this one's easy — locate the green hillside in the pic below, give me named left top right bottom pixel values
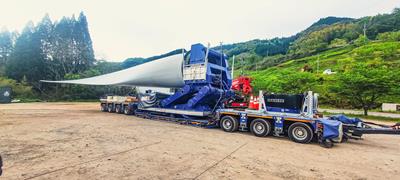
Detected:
left=227, top=8, right=400, bottom=70
left=242, top=39, right=400, bottom=111
left=223, top=8, right=400, bottom=114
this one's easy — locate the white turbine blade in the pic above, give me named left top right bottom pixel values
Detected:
left=41, top=54, right=185, bottom=88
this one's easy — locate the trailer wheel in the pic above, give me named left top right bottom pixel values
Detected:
left=119, top=105, right=124, bottom=114
left=124, top=105, right=132, bottom=115
left=250, top=119, right=272, bottom=137
left=101, top=104, right=107, bottom=112
left=108, top=104, right=114, bottom=113
left=220, top=116, right=238, bottom=132
left=115, top=105, right=123, bottom=114
left=288, top=122, right=314, bottom=144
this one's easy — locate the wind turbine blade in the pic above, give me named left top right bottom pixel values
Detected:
left=41, top=54, right=185, bottom=88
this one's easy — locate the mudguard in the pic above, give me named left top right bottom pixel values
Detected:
left=320, top=119, right=342, bottom=140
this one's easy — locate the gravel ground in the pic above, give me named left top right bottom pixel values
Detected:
left=0, top=102, right=399, bottom=180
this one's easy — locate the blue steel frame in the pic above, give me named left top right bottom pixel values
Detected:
left=160, top=43, right=233, bottom=112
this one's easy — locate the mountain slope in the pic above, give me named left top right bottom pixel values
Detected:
left=231, top=8, right=400, bottom=71
left=245, top=40, right=400, bottom=106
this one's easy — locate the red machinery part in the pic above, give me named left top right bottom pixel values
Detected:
left=229, top=76, right=255, bottom=109
left=231, top=76, right=252, bottom=95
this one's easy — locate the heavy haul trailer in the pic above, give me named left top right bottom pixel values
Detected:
left=116, top=91, right=400, bottom=148
left=100, top=95, right=138, bottom=114
left=96, top=43, right=399, bottom=148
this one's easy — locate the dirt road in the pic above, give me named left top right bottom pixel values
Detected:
left=0, top=102, right=399, bottom=179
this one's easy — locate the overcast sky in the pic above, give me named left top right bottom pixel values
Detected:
left=0, top=0, right=399, bottom=61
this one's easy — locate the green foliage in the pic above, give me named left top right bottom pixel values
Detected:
left=0, top=29, right=16, bottom=76
left=6, top=12, right=95, bottom=86
left=2, top=12, right=101, bottom=101
left=330, top=62, right=399, bottom=115
left=122, top=49, right=184, bottom=69
left=246, top=40, right=400, bottom=112
left=309, top=17, right=354, bottom=28
left=354, top=35, right=369, bottom=47
left=220, top=37, right=296, bottom=58
left=360, top=8, right=400, bottom=39
left=6, top=21, right=48, bottom=87
left=289, top=23, right=358, bottom=58
left=329, top=38, right=348, bottom=48
left=229, top=9, right=400, bottom=71
left=0, top=76, right=35, bottom=99
left=250, top=69, right=318, bottom=94
left=377, top=31, right=400, bottom=41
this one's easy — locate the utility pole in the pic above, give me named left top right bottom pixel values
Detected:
left=317, top=55, right=320, bottom=74
left=241, top=58, right=244, bottom=75
left=256, top=59, right=258, bottom=72
left=231, top=55, right=235, bottom=78
left=220, top=42, right=223, bottom=89
left=363, top=22, right=367, bottom=37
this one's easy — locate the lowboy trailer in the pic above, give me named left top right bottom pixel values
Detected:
left=98, top=43, right=400, bottom=148
left=101, top=91, right=400, bottom=148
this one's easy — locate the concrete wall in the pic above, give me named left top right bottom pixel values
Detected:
left=382, top=103, right=400, bottom=111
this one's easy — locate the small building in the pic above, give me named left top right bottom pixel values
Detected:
left=323, top=69, right=336, bottom=75
left=382, top=103, right=400, bottom=112
left=0, top=86, right=12, bottom=103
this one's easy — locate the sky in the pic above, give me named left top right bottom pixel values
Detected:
left=0, top=0, right=399, bottom=61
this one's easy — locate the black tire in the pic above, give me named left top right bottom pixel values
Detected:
left=108, top=104, right=114, bottom=113
left=250, top=119, right=272, bottom=137
left=100, top=104, right=107, bottom=112
left=124, top=105, right=132, bottom=115
left=118, top=105, right=125, bottom=114
left=220, top=116, right=239, bottom=132
left=115, top=105, right=122, bottom=114
left=288, top=122, right=314, bottom=144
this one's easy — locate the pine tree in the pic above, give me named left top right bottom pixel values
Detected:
left=7, top=21, right=36, bottom=81
left=0, top=28, right=14, bottom=75
left=6, top=20, right=48, bottom=88
left=75, top=12, right=95, bottom=71
left=35, top=14, right=54, bottom=80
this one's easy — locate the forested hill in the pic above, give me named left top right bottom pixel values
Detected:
left=121, top=49, right=184, bottom=69
left=224, top=9, right=400, bottom=70
left=217, top=16, right=354, bottom=58
left=120, top=9, right=398, bottom=71
left=230, top=8, right=400, bottom=114
left=0, top=12, right=132, bottom=100
left=120, top=16, right=355, bottom=68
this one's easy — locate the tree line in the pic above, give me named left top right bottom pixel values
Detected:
left=0, top=12, right=130, bottom=100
